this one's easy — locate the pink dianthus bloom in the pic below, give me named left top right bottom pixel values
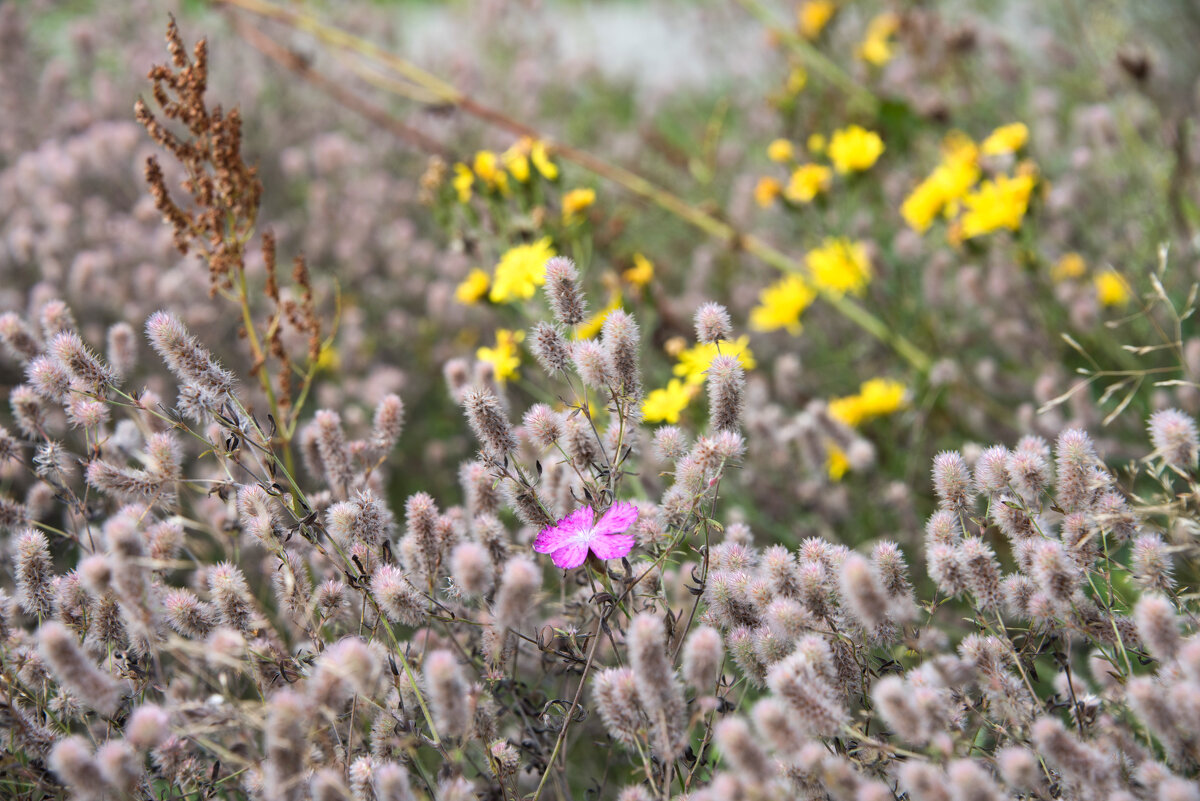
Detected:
left=533, top=502, right=638, bottom=569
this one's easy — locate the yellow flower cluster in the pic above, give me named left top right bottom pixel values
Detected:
left=756, top=125, right=880, bottom=209
left=901, top=124, right=1036, bottom=239
left=643, top=336, right=757, bottom=423
left=450, top=138, right=558, bottom=205
left=476, top=329, right=524, bottom=384
left=562, top=188, right=596, bottom=224
left=489, top=237, right=556, bottom=303
left=798, top=0, right=836, bottom=39
left=900, top=134, right=981, bottom=233
left=623, top=253, right=654, bottom=287
left=828, top=378, right=908, bottom=428
left=1050, top=253, right=1133, bottom=308
left=958, top=172, right=1036, bottom=239
left=454, top=268, right=491, bottom=304
left=828, top=125, right=885, bottom=174
left=806, top=237, right=871, bottom=296
left=750, top=275, right=817, bottom=335
left=857, top=12, right=899, bottom=66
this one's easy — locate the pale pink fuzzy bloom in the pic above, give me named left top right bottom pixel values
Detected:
left=0, top=311, right=41, bottom=364
left=694, top=302, right=732, bottom=344
left=528, top=322, right=572, bottom=375
left=10, top=385, right=46, bottom=437
left=372, top=762, right=416, bottom=801
left=38, top=621, right=123, bottom=716
left=682, top=625, right=725, bottom=693
left=51, top=330, right=114, bottom=393
left=0, top=425, right=19, bottom=465
left=15, top=529, right=54, bottom=618
left=106, top=322, right=137, bottom=379
left=924, top=509, right=961, bottom=545
left=26, top=355, right=71, bottom=402
left=522, top=403, right=563, bottom=449
left=96, top=739, right=141, bottom=793
left=544, top=256, right=587, bottom=327
left=1131, top=533, right=1175, bottom=592
left=652, top=425, right=689, bottom=461
left=423, top=649, right=471, bottom=738
left=370, top=393, right=405, bottom=454
left=145, top=311, right=235, bottom=402
left=492, top=557, right=540, bottom=633
left=533, top=501, right=637, bottom=569
left=48, top=736, right=104, bottom=801
left=713, top=717, right=773, bottom=782
left=932, top=451, right=974, bottom=513
left=996, top=745, right=1043, bottom=792
left=1134, top=594, right=1181, bottom=662
left=752, top=697, right=808, bottom=754
left=1055, top=428, right=1098, bottom=513
left=450, top=541, right=494, bottom=597
left=592, top=666, right=643, bottom=747
left=1148, top=408, right=1199, bottom=470
left=973, top=444, right=1010, bottom=496
left=958, top=537, right=1002, bottom=610
left=628, top=613, right=687, bottom=758
left=1006, top=446, right=1051, bottom=501
left=946, top=759, right=1005, bottom=801
left=163, top=587, right=216, bottom=638
left=573, top=338, right=615, bottom=390
left=707, top=354, right=744, bottom=434
left=372, top=565, right=424, bottom=627
left=126, top=703, right=171, bottom=750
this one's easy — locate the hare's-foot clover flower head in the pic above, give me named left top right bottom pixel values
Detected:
left=534, top=502, right=638, bottom=569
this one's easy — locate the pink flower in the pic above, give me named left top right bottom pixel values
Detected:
left=533, top=502, right=639, bottom=570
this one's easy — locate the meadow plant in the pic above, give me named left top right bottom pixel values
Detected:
left=2, top=4, right=1200, bottom=801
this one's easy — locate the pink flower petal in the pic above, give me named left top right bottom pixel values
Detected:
left=557, top=505, right=595, bottom=535
left=550, top=540, right=589, bottom=570
left=588, top=533, right=635, bottom=561
left=532, top=524, right=571, bottom=554
left=592, top=501, right=638, bottom=538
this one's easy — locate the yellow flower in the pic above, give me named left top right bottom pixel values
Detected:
left=900, top=142, right=980, bottom=233
left=981, top=122, right=1029, bottom=156
left=489, top=237, right=556, bottom=303
left=749, top=274, right=817, bottom=335
left=477, top=329, right=524, bottom=384
left=857, top=378, right=907, bottom=418
left=798, top=0, right=836, bottom=39
left=959, top=173, right=1035, bottom=239
left=562, top=188, right=596, bottom=224
left=1052, top=252, right=1087, bottom=282
left=674, top=336, right=756, bottom=386
left=827, top=125, right=884, bottom=173
left=829, top=378, right=907, bottom=427
left=806, top=238, right=871, bottom=296
left=642, top=379, right=695, bottom=424
left=767, top=139, right=795, bottom=163
left=807, top=133, right=827, bottom=154
left=857, top=12, right=899, bottom=66
left=755, top=176, right=783, bottom=208
left=455, top=268, right=490, bottom=305
left=784, top=163, right=833, bottom=203
left=1095, top=270, right=1132, bottom=307
left=826, top=444, right=850, bottom=481
left=473, top=151, right=509, bottom=194
left=315, top=342, right=340, bottom=373
left=531, top=140, right=558, bottom=180
left=786, top=67, right=808, bottom=95
left=452, top=163, right=474, bottom=203
left=624, top=253, right=654, bottom=287
left=502, top=139, right=532, bottom=182
left=576, top=292, right=622, bottom=340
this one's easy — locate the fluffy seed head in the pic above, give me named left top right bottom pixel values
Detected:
left=694, top=302, right=733, bottom=344
left=145, top=311, right=235, bottom=402
left=371, top=393, right=405, bottom=454
left=973, top=445, right=1010, bottom=496
left=450, top=541, right=494, bottom=597
left=51, top=331, right=115, bottom=392
left=528, top=322, right=572, bottom=375
left=602, top=309, right=641, bottom=399
left=1133, top=594, right=1181, bottom=661
left=0, top=312, right=41, bottom=364
left=1130, top=534, right=1175, bottom=592
left=682, top=625, right=724, bottom=693
left=522, top=403, right=563, bottom=449
left=1149, top=408, right=1199, bottom=470
left=462, top=387, right=517, bottom=458
left=573, top=338, right=615, bottom=390
left=932, top=451, right=974, bottom=513
left=38, top=621, right=123, bottom=716
left=652, top=425, right=689, bottom=461
left=371, top=565, right=424, bottom=626
left=26, top=355, right=71, bottom=402
left=424, top=650, right=471, bottom=738
left=707, top=354, right=745, bottom=433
